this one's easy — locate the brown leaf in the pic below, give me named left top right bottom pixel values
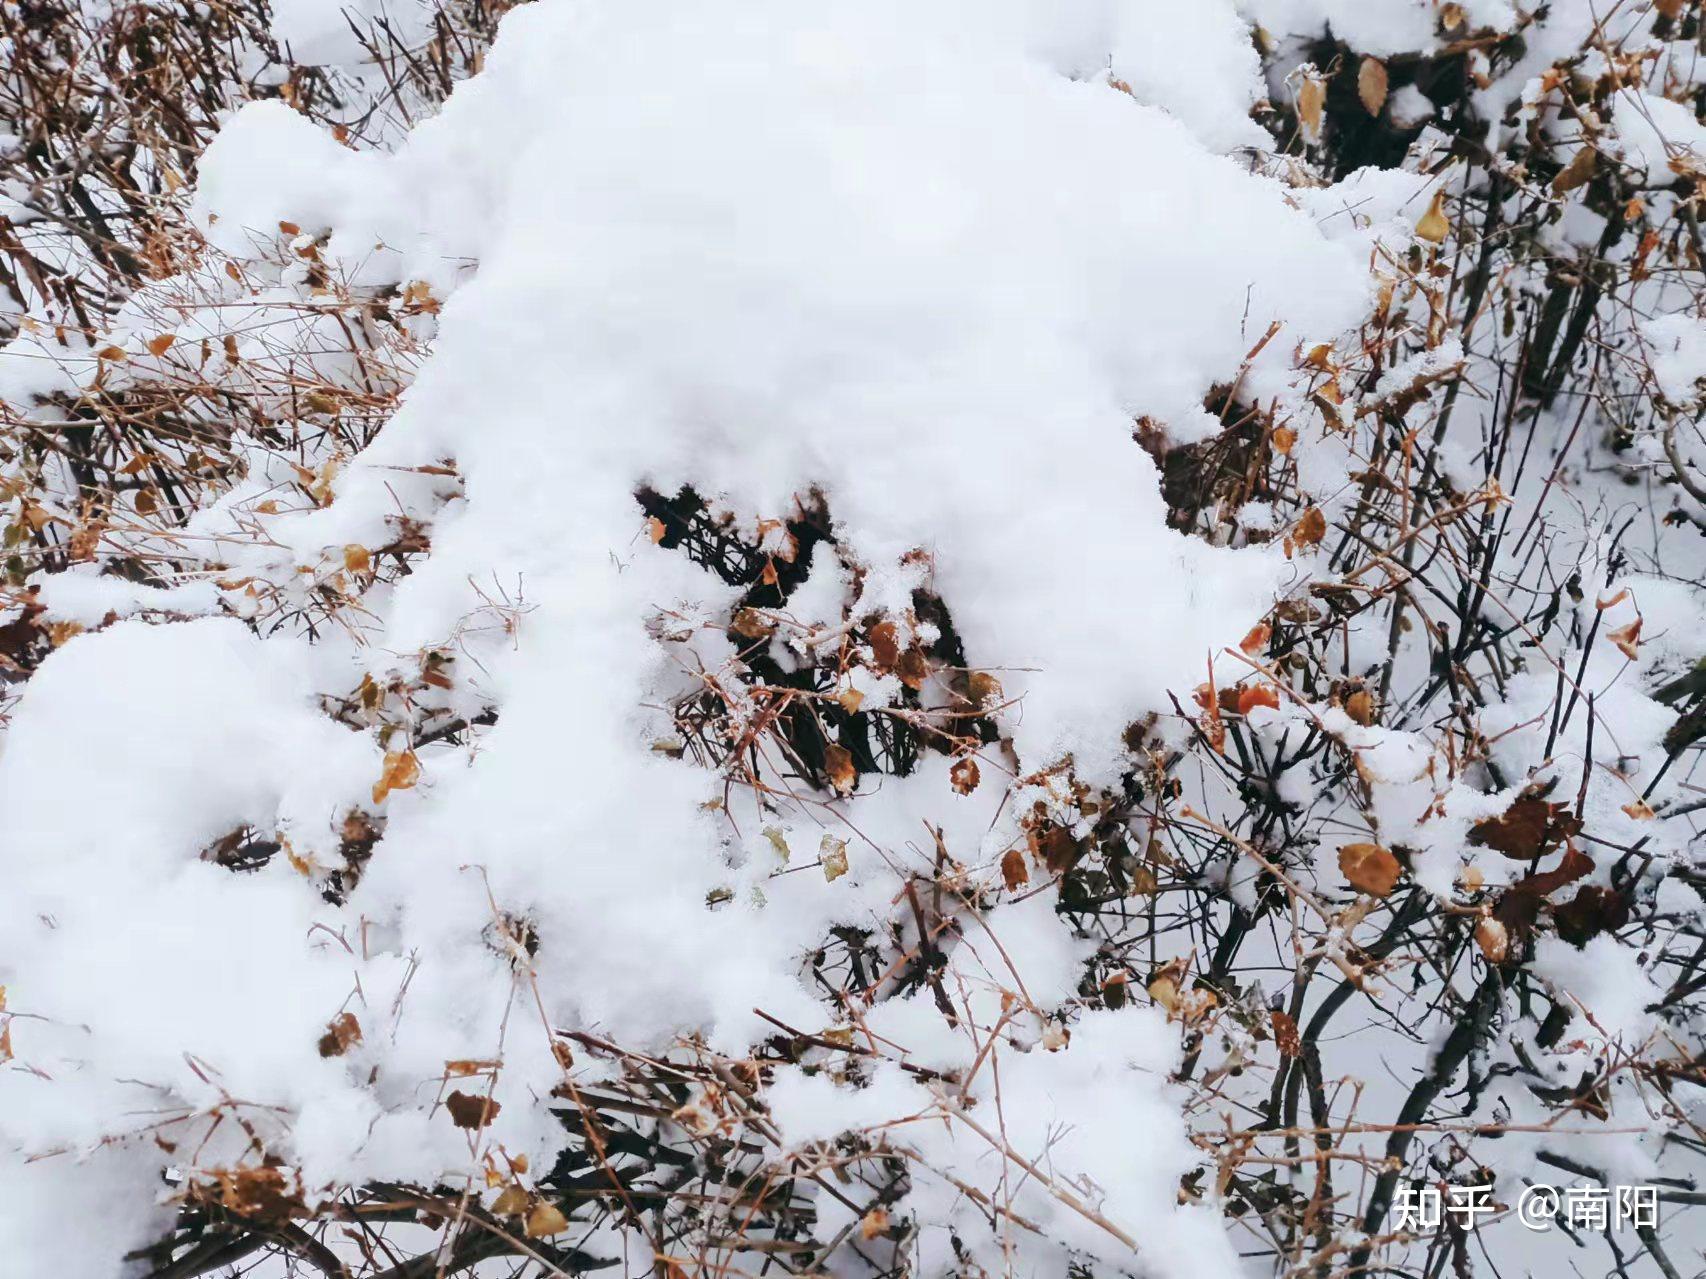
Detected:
left=1239, top=622, right=1271, bottom=654
left=1339, top=842, right=1401, bottom=896
left=896, top=646, right=929, bottom=690
left=342, top=544, right=371, bottom=574
left=1271, top=426, right=1297, bottom=455
left=372, top=750, right=421, bottom=804
left=1037, top=825, right=1083, bottom=875
left=1555, top=885, right=1629, bottom=946
left=868, top=619, right=902, bottom=671
left=1294, top=506, right=1327, bottom=547
left=860, top=1207, right=891, bottom=1240
left=1469, top=796, right=1580, bottom=860
left=1271, top=1009, right=1301, bottom=1057
left=966, top=670, right=1003, bottom=708
left=317, top=1012, right=362, bottom=1057
left=1000, top=846, right=1030, bottom=890
left=950, top=757, right=980, bottom=795
left=1358, top=58, right=1389, bottom=116
left=146, top=334, right=177, bottom=357
left=445, top=1090, right=501, bottom=1130
left=1552, top=146, right=1597, bottom=194
left=730, top=607, right=772, bottom=640
left=491, top=1186, right=530, bottom=1217
left=823, top=743, right=857, bottom=795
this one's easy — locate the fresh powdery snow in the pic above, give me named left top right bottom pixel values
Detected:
left=0, top=0, right=1458, bottom=1275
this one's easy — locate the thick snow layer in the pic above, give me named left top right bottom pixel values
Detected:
left=0, top=1, right=1385, bottom=1273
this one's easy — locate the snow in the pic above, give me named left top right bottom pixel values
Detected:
left=7, top=0, right=1703, bottom=1274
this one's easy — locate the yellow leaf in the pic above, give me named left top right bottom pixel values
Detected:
left=343, top=544, right=371, bottom=573
left=1297, top=72, right=1326, bottom=142
left=1358, top=58, right=1389, bottom=116
left=491, top=1186, right=530, bottom=1217
left=1415, top=189, right=1450, bottom=243
left=1552, top=146, right=1596, bottom=194
left=821, top=834, right=849, bottom=882
left=524, top=1201, right=569, bottom=1238
left=372, top=750, right=421, bottom=804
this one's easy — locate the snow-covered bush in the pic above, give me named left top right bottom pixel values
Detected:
left=3, top=1, right=1706, bottom=1276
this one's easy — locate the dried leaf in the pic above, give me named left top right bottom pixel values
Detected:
left=966, top=670, right=1003, bottom=708
left=733, top=607, right=774, bottom=641
left=1271, top=1009, right=1301, bottom=1057
left=372, top=750, right=421, bottom=804
left=524, top=1201, right=569, bottom=1237
left=821, top=834, right=849, bottom=882
left=343, top=544, right=371, bottom=573
left=1554, top=885, right=1629, bottom=946
left=1271, top=426, right=1297, bottom=456
left=1552, top=146, right=1597, bottom=194
left=1415, top=189, right=1450, bottom=244
left=1000, top=846, right=1030, bottom=890
left=1474, top=917, right=1509, bottom=963
left=1339, top=842, right=1401, bottom=896
left=146, top=333, right=177, bottom=357
left=950, top=757, right=980, bottom=795
left=444, top=1090, right=501, bottom=1130
left=646, top=516, right=667, bottom=543
left=317, top=1011, right=362, bottom=1058
left=1297, top=72, right=1326, bottom=142
left=1344, top=689, right=1376, bottom=726
left=860, top=1208, right=890, bottom=1240
left=1295, top=506, right=1327, bottom=547
left=1237, top=684, right=1280, bottom=715
left=896, top=646, right=930, bottom=690
left=867, top=619, right=901, bottom=670
left=1469, top=795, right=1580, bottom=860
left=1607, top=617, right=1642, bottom=660
left=763, top=826, right=791, bottom=862
left=823, top=743, right=857, bottom=795
left=1239, top=622, right=1271, bottom=654
left=491, top=1186, right=530, bottom=1216
left=1358, top=58, right=1389, bottom=116
left=1621, top=799, right=1655, bottom=821
left=836, top=686, right=865, bottom=714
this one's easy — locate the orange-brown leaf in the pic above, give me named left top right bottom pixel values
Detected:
left=1339, top=842, right=1401, bottom=896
